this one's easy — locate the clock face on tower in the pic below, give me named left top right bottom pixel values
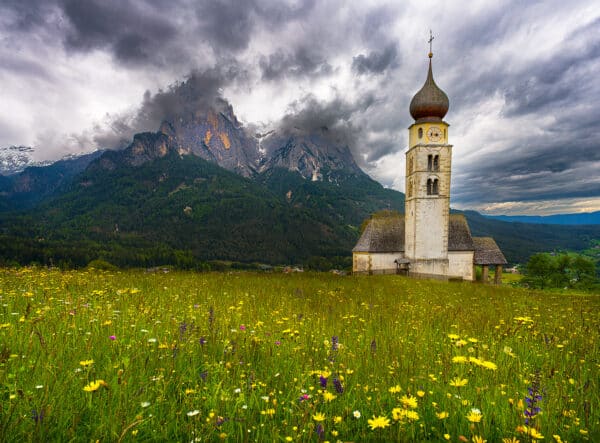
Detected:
left=427, top=126, right=442, bottom=142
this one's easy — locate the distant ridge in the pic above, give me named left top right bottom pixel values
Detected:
left=485, top=211, right=600, bottom=225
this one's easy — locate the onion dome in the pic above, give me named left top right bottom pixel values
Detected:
left=409, top=54, right=449, bottom=122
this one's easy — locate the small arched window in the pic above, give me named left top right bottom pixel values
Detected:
left=427, top=178, right=432, bottom=195
left=433, top=155, right=439, bottom=171
left=427, top=155, right=433, bottom=171
left=432, top=179, right=439, bottom=195
left=418, top=127, right=423, bottom=139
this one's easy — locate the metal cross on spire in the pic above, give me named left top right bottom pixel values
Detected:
left=428, top=30, right=434, bottom=58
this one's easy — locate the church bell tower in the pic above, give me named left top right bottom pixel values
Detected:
left=404, top=35, right=452, bottom=276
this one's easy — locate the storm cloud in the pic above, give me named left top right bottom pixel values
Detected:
left=352, top=44, right=399, bottom=75
left=1, top=0, right=599, bottom=215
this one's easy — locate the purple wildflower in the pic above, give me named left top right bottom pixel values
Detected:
left=333, top=377, right=344, bottom=394
left=319, top=375, right=328, bottom=388
left=31, top=409, right=44, bottom=423
left=315, top=423, right=325, bottom=440
left=331, top=336, right=339, bottom=351
left=524, top=371, right=543, bottom=425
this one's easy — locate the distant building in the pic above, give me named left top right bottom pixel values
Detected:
left=353, top=45, right=506, bottom=282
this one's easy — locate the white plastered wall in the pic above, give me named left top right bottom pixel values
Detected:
left=448, top=251, right=475, bottom=280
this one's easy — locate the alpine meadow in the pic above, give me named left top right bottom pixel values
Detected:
left=2, top=2, right=600, bottom=443
left=0, top=268, right=598, bottom=442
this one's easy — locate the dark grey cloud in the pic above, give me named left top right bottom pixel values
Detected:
left=195, top=0, right=256, bottom=52
left=0, top=0, right=58, bottom=31
left=271, top=92, right=378, bottom=165
left=93, top=65, right=242, bottom=148
left=352, top=44, right=398, bottom=75
left=361, top=5, right=399, bottom=44
left=454, top=128, right=600, bottom=204
left=61, top=0, right=179, bottom=65
left=260, top=47, right=332, bottom=80
left=196, top=0, right=315, bottom=52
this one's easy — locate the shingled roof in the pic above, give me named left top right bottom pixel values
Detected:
left=448, top=214, right=475, bottom=250
left=353, top=215, right=405, bottom=252
left=353, top=214, right=476, bottom=253
left=473, top=237, right=508, bottom=265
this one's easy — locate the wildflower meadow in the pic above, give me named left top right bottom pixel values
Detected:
left=0, top=268, right=598, bottom=442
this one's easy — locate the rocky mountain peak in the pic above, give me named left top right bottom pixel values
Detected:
left=258, top=127, right=364, bottom=182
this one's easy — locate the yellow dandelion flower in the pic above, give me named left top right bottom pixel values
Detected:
left=437, top=411, right=449, bottom=419
left=400, top=394, right=418, bottom=409
left=469, top=356, right=483, bottom=366
left=417, top=390, right=425, bottom=398
left=444, top=435, right=451, bottom=441
left=185, top=388, right=196, bottom=395
left=83, top=379, right=106, bottom=392
left=405, top=410, right=419, bottom=421
left=552, top=435, right=563, bottom=443
left=322, top=391, right=336, bottom=402
left=480, top=360, right=497, bottom=370
left=312, top=412, right=326, bottom=422
left=448, top=334, right=460, bottom=340
left=332, top=430, right=339, bottom=437
left=466, top=409, right=483, bottom=423
left=472, top=436, right=487, bottom=443
left=529, top=428, right=544, bottom=440
left=452, top=356, right=468, bottom=363
left=502, top=438, right=521, bottom=443
left=455, top=339, right=468, bottom=347
left=333, top=416, right=342, bottom=424
left=392, top=408, right=405, bottom=421
left=368, top=415, right=391, bottom=430
left=79, top=359, right=94, bottom=367
left=449, top=377, right=468, bottom=387
left=388, top=384, right=402, bottom=394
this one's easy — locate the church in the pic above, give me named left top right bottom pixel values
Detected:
left=352, top=46, right=507, bottom=283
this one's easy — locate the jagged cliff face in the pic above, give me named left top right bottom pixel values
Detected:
left=259, top=128, right=364, bottom=182
left=97, top=107, right=364, bottom=184
left=95, top=100, right=261, bottom=177
left=2, top=101, right=367, bottom=211
left=160, top=102, right=261, bottom=177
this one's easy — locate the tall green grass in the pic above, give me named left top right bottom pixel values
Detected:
left=0, top=268, right=598, bottom=442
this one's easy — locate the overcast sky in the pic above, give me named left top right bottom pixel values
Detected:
left=1, top=0, right=599, bottom=215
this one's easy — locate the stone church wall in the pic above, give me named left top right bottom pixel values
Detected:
left=448, top=251, right=475, bottom=280
left=352, top=252, right=400, bottom=274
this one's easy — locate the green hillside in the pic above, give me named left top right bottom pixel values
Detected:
left=1, top=153, right=599, bottom=269
left=463, top=210, right=600, bottom=264
left=0, top=153, right=400, bottom=268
